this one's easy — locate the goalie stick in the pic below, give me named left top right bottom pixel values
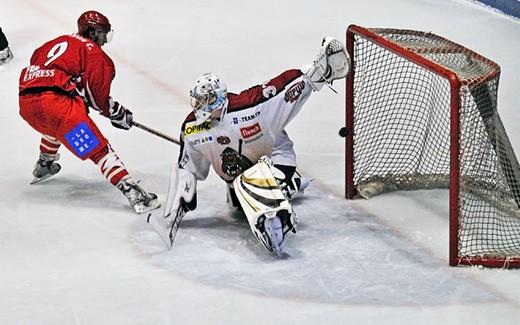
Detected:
left=146, top=206, right=186, bottom=249
left=130, top=121, right=182, bottom=247
left=146, top=163, right=188, bottom=249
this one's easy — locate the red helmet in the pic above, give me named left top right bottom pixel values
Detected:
left=77, top=10, right=111, bottom=35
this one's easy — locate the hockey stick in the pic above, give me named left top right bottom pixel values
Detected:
left=146, top=208, right=186, bottom=249
left=132, top=120, right=180, bottom=145
left=146, top=164, right=186, bottom=249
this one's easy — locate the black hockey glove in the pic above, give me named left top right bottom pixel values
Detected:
left=0, top=47, right=13, bottom=66
left=0, top=28, right=13, bottom=66
left=109, top=99, right=133, bottom=130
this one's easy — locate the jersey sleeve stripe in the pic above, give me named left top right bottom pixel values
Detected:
left=227, top=69, right=303, bottom=113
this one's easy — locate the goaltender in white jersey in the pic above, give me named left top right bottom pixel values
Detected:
left=149, top=37, right=350, bottom=255
left=180, top=69, right=308, bottom=183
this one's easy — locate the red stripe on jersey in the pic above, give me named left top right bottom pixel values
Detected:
left=227, top=69, right=302, bottom=113
left=180, top=111, right=196, bottom=133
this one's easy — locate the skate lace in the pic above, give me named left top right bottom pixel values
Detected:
left=37, top=160, right=53, bottom=168
left=37, top=153, right=60, bottom=167
left=34, top=155, right=60, bottom=178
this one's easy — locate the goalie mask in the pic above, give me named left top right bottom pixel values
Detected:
left=190, top=73, right=228, bottom=125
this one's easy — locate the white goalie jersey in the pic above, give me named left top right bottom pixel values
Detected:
left=177, top=69, right=313, bottom=182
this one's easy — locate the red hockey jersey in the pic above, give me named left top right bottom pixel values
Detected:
left=19, top=33, right=115, bottom=117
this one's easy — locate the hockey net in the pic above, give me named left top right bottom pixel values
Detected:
left=345, top=25, right=520, bottom=268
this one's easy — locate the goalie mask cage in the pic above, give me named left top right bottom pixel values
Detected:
left=345, top=25, right=520, bottom=268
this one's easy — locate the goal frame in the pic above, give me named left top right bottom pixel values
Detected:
left=345, top=24, right=520, bottom=268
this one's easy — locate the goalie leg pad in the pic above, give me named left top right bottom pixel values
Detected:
left=232, top=156, right=297, bottom=255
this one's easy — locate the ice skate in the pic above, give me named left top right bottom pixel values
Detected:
left=281, top=175, right=312, bottom=200
left=117, top=179, right=161, bottom=214
left=30, top=153, right=61, bottom=184
left=263, top=213, right=284, bottom=256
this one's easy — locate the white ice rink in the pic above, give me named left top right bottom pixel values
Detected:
left=1, top=0, right=519, bottom=324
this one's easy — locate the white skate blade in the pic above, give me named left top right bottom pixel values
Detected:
left=147, top=211, right=174, bottom=249
left=298, top=177, right=312, bottom=193
left=134, top=199, right=161, bottom=214
left=30, top=173, right=57, bottom=185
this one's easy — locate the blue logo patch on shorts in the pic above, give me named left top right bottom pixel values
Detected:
left=64, top=122, right=100, bottom=158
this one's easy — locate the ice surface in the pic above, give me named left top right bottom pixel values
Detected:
left=135, top=186, right=499, bottom=305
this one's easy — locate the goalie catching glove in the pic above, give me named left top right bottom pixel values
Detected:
left=108, top=97, right=133, bottom=130
left=304, top=37, right=350, bottom=91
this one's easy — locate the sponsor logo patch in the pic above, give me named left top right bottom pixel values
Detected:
left=284, top=80, right=305, bottom=103
left=22, top=65, right=56, bottom=82
left=244, top=133, right=263, bottom=144
left=217, top=136, right=231, bottom=145
left=240, top=123, right=262, bottom=139
left=64, top=122, right=100, bottom=158
left=188, top=135, right=213, bottom=146
left=262, top=84, right=277, bottom=98
left=240, top=111, right=261, bottom=122
left=184, top=121, right=212, bottom=136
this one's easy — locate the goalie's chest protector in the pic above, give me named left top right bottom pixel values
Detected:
left=183, top=106, right=276, bottom=181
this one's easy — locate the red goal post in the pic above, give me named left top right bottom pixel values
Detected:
left=345, top=24, right=520, bottom=268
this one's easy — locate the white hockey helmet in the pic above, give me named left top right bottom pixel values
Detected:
left=189, top=73, right=228, bottom=125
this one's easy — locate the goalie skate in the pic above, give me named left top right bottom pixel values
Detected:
left=233, top=156, right=297, bottom=256
left=262, top=212, right=284, bottom=256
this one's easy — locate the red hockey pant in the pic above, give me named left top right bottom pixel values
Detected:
left=19, top=91, right=108, bottom=161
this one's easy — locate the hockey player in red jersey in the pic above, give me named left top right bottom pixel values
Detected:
left=149, top=37, right=350, bottom=254
left=18, top=10, right=160, bottom=214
